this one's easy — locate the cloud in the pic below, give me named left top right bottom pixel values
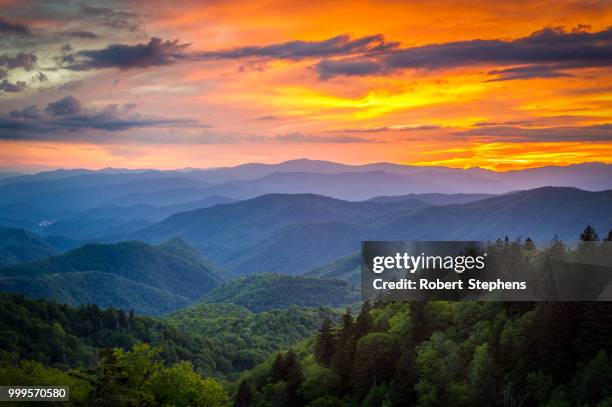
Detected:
left=0, top=80, right=27, bottom=93
left=0, top=52, right=37, bottom=70
left=66, top=37, right=190, bottom=70
left=79, top=5, right=140, bottom=32
left=61, top=30, right=98, bottom=39
left=316, top=26, right=612, bottom=79
left=34, top=72, right=48, bottom=82
left=45, top=96, right=82, bottom=116
left=10, top=105, right=41, bottom=119
left=454, top=124, right=612, bottom=142
left=276, top=132, right=380, bottom=143
left=486, top=65, right=573, bottom=81
left=0, top=96, right=207, bottom=140
left=253, top=115, right=280, bottom=121
left=0, top=18, right=32, bottom=36
left=317, top=58, right=382, bottom=80
left=340, top=125, right=442, bottom=132
left=197, top=34, right=398, bottom=61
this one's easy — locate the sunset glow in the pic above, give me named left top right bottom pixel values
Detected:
left=1, top=0, right=611, bottom=171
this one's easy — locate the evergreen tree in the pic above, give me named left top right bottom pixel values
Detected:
left=580, top=225, right=600, bottom=242
left=234, top=379, right=253, bottom=407
left=523, top=237, right=536, bottom=251
left=578, top=225, right=599, bottom=260
left=604, top=229, right=612, bottom=242
left=314, top=317, right=336, bottom=366
left=353, top=301, right=372, bottom=339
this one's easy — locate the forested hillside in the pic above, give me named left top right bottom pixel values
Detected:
left=236, top=301, right=612, bottom=406
left=198, top=273, right=359, bottom=312
left=0, top=238, right=222, bottom=314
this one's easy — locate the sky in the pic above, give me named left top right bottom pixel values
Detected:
left=0, top=0, right=611, bottom=172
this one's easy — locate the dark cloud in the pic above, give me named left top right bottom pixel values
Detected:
left=0, top=18, right=32, bottom=36
left=341, top=125, right=442, bottom=133
left=317, top=58, right=382, bottom=80
left=63, top=34, right=396, bottom=72
left=316, top=26, right=612, bottom=79
left=0, top=80, right=27, bottom=93
left=253, top=115, right=280, bottom=121
left=0, top=69, right=6, bottom=79
left=79, top=5, right=140, bottom=32
left=486, top=65, right=573, bottom=81
left=276, top=132, right=380, bottom=143
left=474, top=120, right=536, bottom=127
left=0, top=96, right=207, bottom=141
left=66, top=38, right=190, bottom=70
left=45, top=96, right=82, bottom=116
left=10, top=105, right=41, bottom=119
left=0, top=52, right=37, bottom=70
left=34, top=72, right=48, bottom=82
left=454, top=124, right=612, bottom=142
left=197, top=34, right=398, bottom=61
left=61, top=30, right=98, bottom=39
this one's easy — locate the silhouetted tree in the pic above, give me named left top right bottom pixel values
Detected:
left=523, top=237, right=536, bottom=251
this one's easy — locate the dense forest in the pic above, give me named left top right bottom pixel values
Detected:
left=233, top=227, right=612, bottom=406
left=236, top=301, right=612, bottom=406
left=0, top=226, right=610, bottom=406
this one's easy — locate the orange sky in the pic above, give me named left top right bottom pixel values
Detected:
left=0, top=0, right=611, bottom=172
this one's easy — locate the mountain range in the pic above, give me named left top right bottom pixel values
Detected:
left=0, top=238, right=223, bottom=314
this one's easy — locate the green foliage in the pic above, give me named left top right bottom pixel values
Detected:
left=0, top=293, right=219, bottom=377
left=166, top=302, right=339, bottom=378
left=75, top=343, right=228, bottom=406
left=199, top=273, right=358, bottom=312
left=0, top=239, right=223, bottom=315
left=241, top=300, right=612, bottom=407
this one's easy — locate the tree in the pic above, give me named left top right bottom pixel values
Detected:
left=314, top=317, right=336, bottom=366
left=353, top=301, right=372, bottom=339
left=352, top=333, right=396, bottom=390
left=234, top=379, right=253, bottom=407
left=580, top=225, right=600, bottom=242
left=578, top=225, right=599, bottom=260
left=523, top=237, right=536, bottom=251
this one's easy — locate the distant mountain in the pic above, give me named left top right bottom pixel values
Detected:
left=186, top=159, right=612, bottom=193
left=367, top=192, right=496, bottom=205
left=126, top=187, right=612, bottom=274
left=0, top=238, right=223, bottom=314
left=220, top=170, right=508, bottom=200
left=128, top=193, right=430, bottom=270
left=38, top=195, right=236, bottom=239
left=198, top=273, right=359, bottom=312
left=228, top=222, right=371, bottom=275
left=0, top=227, right=58, bottom=267
left=380, top=187, right=612, bottom=243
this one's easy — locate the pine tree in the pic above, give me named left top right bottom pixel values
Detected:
left=314, top=317, right=336, bottom=366
left=580, top=225, right=599, bottom=242
left=234, top=379, right=253, bottom=407
left=337, top=308, right=353, bottom=346
left=578, top=225, right=599, bottom=260
left=604, top=230, right=612, bottom=242
left=353, top=301, right=372, bottom=339
left=523, top=237, right=536, bottom=251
